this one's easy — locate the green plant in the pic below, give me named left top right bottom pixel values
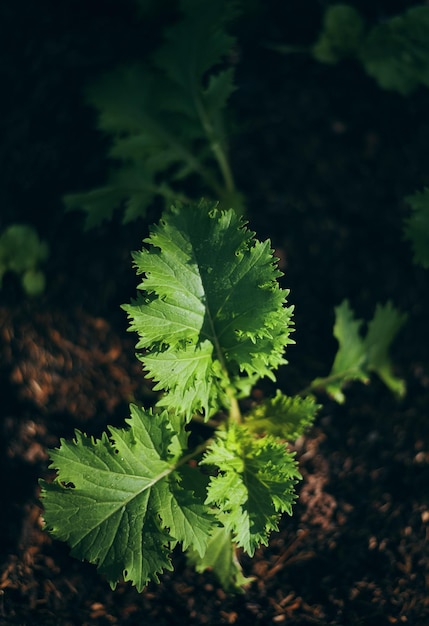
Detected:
left=64, top=0, right=242, bottom=229
left=0, top=224, right=49, bottom=296
left=312, top=4, right=365, bottom=64
left=39, top=201, right=406, bottom=592
left=40, top=201, right=310, bottom=591
left=310, top=300, right=407, bottom=403
left=358, top=5, right=429, bottom=95
left=277, top=4, right=429, bottom=96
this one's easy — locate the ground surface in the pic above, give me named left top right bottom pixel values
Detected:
left=1, top=1, right=429, bottom=624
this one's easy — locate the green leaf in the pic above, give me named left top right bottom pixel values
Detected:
left=201, top=425, right=301, bottom=556
left=364, top=302, right=408, bottom=397
left=188, top=526, right=253, bottom=593
left=64, top=186, right=126, bottom=229
left=244, top=391, right=319, bottom=441
left=404, top=188, right=429, bottom=268
left=122, top=201, right=294, bottom=420
left=21, top=269, right=46, bottom=297
left=312, top=300, right=406, bottom=402
left=65, top=0, right=239, bottom=227
left=359, top=6, right=429, bottom=95
left=153, top=0, right=238, bottom=97
left=313, top=4, right=365, bottom=64
left=311, top=299, right=368, bottom=402
left=0, top=224, right=49, bottom=273
left=40, top=404, right=214, bottom=591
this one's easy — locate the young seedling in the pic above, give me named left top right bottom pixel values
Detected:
left=40, top=200, right=319, bottom=591
left=40, top=202, right=405, bottom=591
left=0, top=223, right=49, bottom=296
left=64, top=0, right=242, bottom=229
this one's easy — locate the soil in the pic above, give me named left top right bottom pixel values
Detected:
left=1, top=1, right=429, bottom=624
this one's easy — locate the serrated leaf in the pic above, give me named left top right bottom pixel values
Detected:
left=154, top=0, right=238, bottom=93
left=245, top=391, right=319, bottom=441
left=122, top=201, right=294, bottom=420
left=65, top=0, right=240, bottom=227
left=64, top=186, right=124, bottom=229
left=203, top=68, right=237, bottom=119
left=201, top=425, right=301, bottom=556
left=40, top=404, right=214, bottom=591
left=404, top=188, right=429, bottom=268
left=188, top=526, right=253, bottom=592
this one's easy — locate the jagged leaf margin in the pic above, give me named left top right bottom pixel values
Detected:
left=244, top=390, right=320, bottom=441
left=201, top=424, right=301, bottom=556
left=359, top=5, right=429, bottom=95
left=122, top=201, right=294, bottom=420
left=40, top=404, right=214, bottom=591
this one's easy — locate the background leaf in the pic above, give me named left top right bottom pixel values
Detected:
left=312, top=300, right=406, bottom=402
left=313, top=4, right=365, bottom=64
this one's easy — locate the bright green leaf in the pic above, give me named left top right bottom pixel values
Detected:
left=40, top=404, right=214, bottom=591
left=245, top=390, right=319, bottom=441
left=201, top=425, right=301, bottom=556
left=122, top=201, right=294, bottom=420
left=188, top=526, right=253, bottom=592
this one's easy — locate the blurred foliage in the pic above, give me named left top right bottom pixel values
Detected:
left=279, top=3, right=429, bottom=96
left=359, top=5, right=429, bottom=95
left=65, top=0, right=243, bottom=229
left=312, top=4, right=365, bottom=64
left=0, top=224, right=49, bottom=296
left=405, top=188, right=429, bottom=269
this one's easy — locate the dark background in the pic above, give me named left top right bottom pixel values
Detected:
left=1, top=1, right=428, bottom=624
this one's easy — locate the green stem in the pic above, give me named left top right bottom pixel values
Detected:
left=299, top=367, right=367, bottom=397
left=226, top=388, right=242, bottom=424
left=210, top=139, right=235, bottom=194
left=193, top=89, right=236, bottom=194
left=147, top=115, right=225, bottom=198
left=176, top=438, right=214, bottom=468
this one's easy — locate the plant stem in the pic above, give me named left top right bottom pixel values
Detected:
left=299, top=367, right=367, bottom=397
left=177, top=438, right=214, bottom=468
left=226, top=387, right=242, bottom=424
left=211, top=139, right=235, bottom=193
left=193, top=89, right=236, bottom=194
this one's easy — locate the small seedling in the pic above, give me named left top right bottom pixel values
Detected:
left=40, top=201, right=406, bottom=591
left=0, top=224, right=49, bottom=296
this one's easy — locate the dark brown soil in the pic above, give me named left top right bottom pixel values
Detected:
left=1, top=2, right=429, bottom=624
